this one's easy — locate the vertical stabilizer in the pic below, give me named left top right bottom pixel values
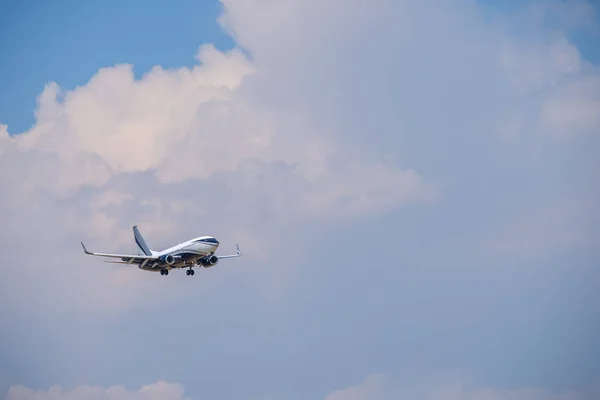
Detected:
left=133, top=225, right=152, bottom=256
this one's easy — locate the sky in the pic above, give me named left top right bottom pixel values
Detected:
left=1, top=0, right=599, bottom=399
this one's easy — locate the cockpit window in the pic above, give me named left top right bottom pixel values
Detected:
left=198, top=237, right=219, bottom=244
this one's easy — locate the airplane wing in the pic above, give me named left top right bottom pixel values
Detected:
left=217, top=244, right=242, bottom=259
left=81, top=242, right=159, bottom=264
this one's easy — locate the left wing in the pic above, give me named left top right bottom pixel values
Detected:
left=81, top=242, right=159, bottom=264
left=217, top=244, right=242, bottom=259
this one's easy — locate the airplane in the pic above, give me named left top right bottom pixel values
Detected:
left=81, top=225, right=241, bottom=276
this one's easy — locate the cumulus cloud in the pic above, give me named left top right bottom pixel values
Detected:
left=499, top=33, right=583, bottom=94
left=9, top=375, right=595, bottom=400
left=493, top=1, right=600, bottom=141
left=324, top=373, right=596, bottom=400
left=1, top=0, right=599, bottom=395
left=0, top=33, right=436, bottom=311
left=0, top=0, right=452, bottom=314
left=2, top=40, right=433, bottom=208
left=6, top=381, right=188, bottom=400
left=540, top=72, right=600, bottom=136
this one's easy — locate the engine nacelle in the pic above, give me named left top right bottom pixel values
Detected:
left=202, top=255, right=219, bottom=268
left=161, top=254, right=182, bottom=265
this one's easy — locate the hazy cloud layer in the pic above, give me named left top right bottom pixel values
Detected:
left=6, top=381, right=188, bottom=400
left=1, top=0, right=599, bottom=398
left=9, top=375, right=599, bottom=400
left=324, top=373, right=598, bottom=400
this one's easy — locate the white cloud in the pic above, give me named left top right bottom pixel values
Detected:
left=9, top=376, right=596, bottom=400
left=8, top=45, right=255, bottom=186
left=1, top=0, right=598, bottom=318
left=540, top=73, right=600, bottom=137
left=499, top=33, right=583, bottom=94
left=492, top=1, right=600, bottom=141
left=324, top=373, right=397, bottom=400
left=2, top=40, right=435, bottom=217
left=6, top=381, right=188, bottom=400
left=324, top=373, right=595, bottom=400
left=0, top=0, right=447, bottom=315
left=0, top=123, right=9, bottom=140
left=0, top=24, right=438, bottom=314
left=2, top=1, right=599, bottom=398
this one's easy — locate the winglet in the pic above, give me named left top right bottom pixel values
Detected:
left=81, top=242, right=92, bottom=255
left=236, top=244, right=241, bottom=255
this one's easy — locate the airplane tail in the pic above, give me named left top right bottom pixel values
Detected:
left=133, top=225, right=152, bottom=256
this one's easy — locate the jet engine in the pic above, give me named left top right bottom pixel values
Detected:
left=201, top=255, right=219, bottom=268
left=161, top=254, right=182, bottom=265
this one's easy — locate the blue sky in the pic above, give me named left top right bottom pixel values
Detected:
left=1, top=1, right=600, bottom=399
left=0, top=0, right=234, bottom=133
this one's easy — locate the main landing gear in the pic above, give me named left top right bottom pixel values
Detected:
left=159, top=268, right=194, bottom=276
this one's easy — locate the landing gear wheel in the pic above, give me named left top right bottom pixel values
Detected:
left=186, top=270, right=190, bottom=276
left=161, top=269, right=168, bottom=276
left=191, top=269, right=195, bottom=275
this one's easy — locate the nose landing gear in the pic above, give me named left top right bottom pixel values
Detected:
left=186, top=269, right=195, bottom=276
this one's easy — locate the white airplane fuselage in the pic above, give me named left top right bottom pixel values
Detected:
left=151, top=236, right=221, bottom=271
left=156, top=237, right=219, bottom=258
left=81, top=226, right=241, bottom=277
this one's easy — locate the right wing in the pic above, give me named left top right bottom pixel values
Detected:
left=217, top=244, right=242, bottom=259
left=81, top=242, right=159, bottom=264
